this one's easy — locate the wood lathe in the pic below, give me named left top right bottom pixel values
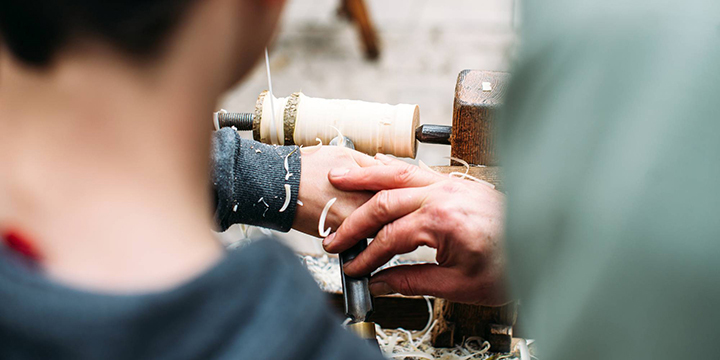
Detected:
left=214, top=70, right=519, bottom=353
left=213, top=91, right=452, bottom=158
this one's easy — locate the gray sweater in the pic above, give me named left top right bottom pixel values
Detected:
left=0, top=131, right=383, bottom=359
left=0, top=240, right=382, bottom=359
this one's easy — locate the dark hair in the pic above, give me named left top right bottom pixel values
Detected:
left=0, top=0, right=197, bottom=67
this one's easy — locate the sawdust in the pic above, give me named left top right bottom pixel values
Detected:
left=300, top=254, right=530, bottom=360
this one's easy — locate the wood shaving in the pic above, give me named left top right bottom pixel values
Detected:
left=299, top=254, right=342, bottom=293
left=257, top=197, right=270, bottom=217
left=447, top=156, right=470, bottom=176
left=300, top=138, right=324, bottom=155
left=445, top=157, right=495, bottom=189
left=279, top=184, right=292, bottom=213
left=301, top=255, right=527, bottom=360
left=318, top=197, right=337, bottom=237
left=448, top=172, right=496, bottom=189
left=375, top=315, right=522, bottom=360
left=330, top=126, right=347, bottom=147
left=284, top=147, right=298, bottom=180
left=264, top=48, right=279, bottom=145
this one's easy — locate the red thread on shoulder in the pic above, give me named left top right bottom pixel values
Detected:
left=2, top=230, right=42, bottom=262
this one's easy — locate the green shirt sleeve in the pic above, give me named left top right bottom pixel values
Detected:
left=499, top=1, right=720, bottom=358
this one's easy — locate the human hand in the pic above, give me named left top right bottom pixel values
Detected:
left=323, top=154, right=507, bottom=305
left=293, top=146, right=377, bottom=237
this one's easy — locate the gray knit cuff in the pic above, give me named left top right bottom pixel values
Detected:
left=212, top=128, right=301, bottom=232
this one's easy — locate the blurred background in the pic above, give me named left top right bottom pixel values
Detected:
left=217, top=0, right=519, bottom=254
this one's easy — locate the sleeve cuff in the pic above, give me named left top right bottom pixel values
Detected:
left=212, top=128, right=301, bottom=232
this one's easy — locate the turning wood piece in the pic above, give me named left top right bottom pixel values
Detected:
left=451, top=70, right=511, bottom=166
left=253, top=91, right=420, bottom=158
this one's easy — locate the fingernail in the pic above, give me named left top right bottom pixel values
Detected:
left=329, top=168, right=350, bottom=178
left=322, top=233, right=335, bottom=248
left=369, top=282, right=394, bottom=296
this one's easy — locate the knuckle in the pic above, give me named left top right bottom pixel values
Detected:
left=427, top=203, right=453, bottom=222
left=373, top=190, right=393, bottom=219
left=401, top=273, right=418, bottom=296
left=440, top=180, right=466, bottom=194
left=423, top=204, right=462, bottom=237
left=394, top=165, right=418, bottom=185
left=373, top=224, right=396, bottom=252
left=353, top=254, right=374, bottom=276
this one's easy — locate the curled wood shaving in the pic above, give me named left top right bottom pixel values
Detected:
left=258, top=197, right=270, bottom=217
left=300, top=138, right=324, bottom=155
left=330, top=125, right=346, bottom=147
left=447, top=156, right=470, bottom=176
left=445, top=156, right=495, bottom=189
left=318, top=198, right=337, bottom=237
left=284, top=147, right=298, bottom=180
left=391, top=352, right=434, bottom=360
left=279, top=184, right=292, bottom=212
left=376, top=311, right=498, bottom=360
left=448, top=172, right=496, bottom=189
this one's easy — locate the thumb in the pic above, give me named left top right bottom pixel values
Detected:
left=369, top=264, right=456, bottom=298
left=370, top=264, right=508, bottom=305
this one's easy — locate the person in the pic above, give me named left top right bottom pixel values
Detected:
left=324, top=1, right=720, bottom=359
left=0, top=0, right=383, bottom=358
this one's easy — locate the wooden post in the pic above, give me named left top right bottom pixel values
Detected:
left=431, top=300, right=517, bottom=352
left=450, top=70, right=510, bottom=166
left=432, top=70, right=517, bottom=353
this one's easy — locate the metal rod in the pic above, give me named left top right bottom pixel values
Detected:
left=340, top=240, right=374, bottom=322
left=217, top=112, right=254, bottom=130
left=415, top=124, right=452, bottom=145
